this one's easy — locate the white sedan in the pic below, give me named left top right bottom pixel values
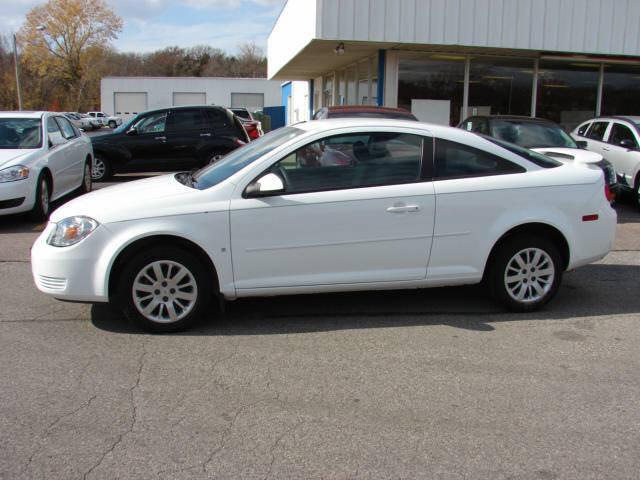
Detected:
left=31, top=119, right=616, bottom=332
left=0, top=111, right=93, bottom=220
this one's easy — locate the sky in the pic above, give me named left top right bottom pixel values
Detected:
left=0, top=0, right=287, bottom=54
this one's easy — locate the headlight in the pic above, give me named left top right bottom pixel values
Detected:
left=0, top=165, right=29, bottom=183
left=47, top=216, right=99, bottom=247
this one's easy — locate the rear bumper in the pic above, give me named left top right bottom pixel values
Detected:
left=567, top=203, right=617, bottom=270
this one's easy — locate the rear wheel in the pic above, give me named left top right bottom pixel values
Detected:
left=92, top=156, right=112, bottom=182
left=30, top=174, right=51, bottom=221
left=118, top=247, right=212, bottom=332
left=489, top=235, right=563, bottom=312
left=108, top=120, right=116, bottom=129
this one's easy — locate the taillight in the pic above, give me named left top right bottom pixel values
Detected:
left=604, top=183, right=615, bottom=202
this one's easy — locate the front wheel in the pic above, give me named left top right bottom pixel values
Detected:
left=92, top=156, right=112, bottom=182
left=207, top=151, right=227, bottom=165
left=118, top=247, right=213, bottom=332
left=30, top=174, right=51, bottom=221
left=76, top=161, right=92, bottom=195
left=108, top=120, right=116, bottom=129
left=489, top=235, right=563, bottom=312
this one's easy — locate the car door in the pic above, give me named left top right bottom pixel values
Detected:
left=229, top=130, right=436, bottom=290
left=428, top=137, right=527, bottom=281
left=583, top=120, right=611, bottom=157
left=55, top=116, right=85, bottom=184
left=604, top=122, right=640, bottom=186
left=123, top=110, right=172, bottom=172
left=45, top=116, right=75, bottom=196
left=164, top=108, right=207, bottom=170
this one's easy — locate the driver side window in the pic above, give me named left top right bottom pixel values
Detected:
left=269, top=132, right=423, bottom=195
left=135, top=112, right=167, bottom=134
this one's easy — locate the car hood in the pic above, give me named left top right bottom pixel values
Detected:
left=50, top=174, right=231, bottom=224
left=0, top=149, right=33, bottom=168
left=531, top=147, right=603, bottom=164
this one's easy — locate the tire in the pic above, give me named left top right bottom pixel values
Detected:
left=634, top=175, right=640, bottom=211
left=118, top=246, right=212, bottom=333
left=488, top=235, right=563, bottom=312
left=108, top=120, right=116, bottom=129
left=207, top=150, right=227, bottom=165
left=91, top=155, right=112, bottom=182
left=30, top=174, right=51, bottom=221
left=76, top=160, right=92, bottom=195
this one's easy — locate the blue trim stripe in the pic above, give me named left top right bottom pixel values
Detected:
left=377, top=50, right=385, bottom=106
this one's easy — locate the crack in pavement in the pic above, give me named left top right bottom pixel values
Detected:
left=46, top=394, right=98, bottom=432
left=263, top=419, right=305, bottom=480
left=82, top=340, right=148, bottom=480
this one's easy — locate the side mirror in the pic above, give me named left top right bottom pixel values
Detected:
left=126, top=126, right=138, bottom=136
left=575, top=140, right=588, bottom=149
left=245, top=172, right=285, bottom=197
left=620, top=139, right=636, bottom=150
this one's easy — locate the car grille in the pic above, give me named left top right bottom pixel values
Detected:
left=37, top=275, right=67, bottom=291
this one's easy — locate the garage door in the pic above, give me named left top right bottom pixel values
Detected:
left=114, top=92, right=148, bottom=121
left=173, top=92, right=206, bottom=106
left=231, top=93, right=264, bottom=110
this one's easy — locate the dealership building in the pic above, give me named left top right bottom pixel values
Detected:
left=269, top=0, right=640, bottom=130
left=100, top=76, right=282, bottom=121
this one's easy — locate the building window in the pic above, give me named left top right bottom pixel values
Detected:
left=536, top=61, right=599, bottom=132
left=601, top=63, right=640, bottom=116
left=398, top=53, right=465, bottom=126
left=468, top=56, right=533, bottom=117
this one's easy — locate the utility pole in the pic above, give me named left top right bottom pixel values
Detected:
left=13, top=33, right=22, bottom=110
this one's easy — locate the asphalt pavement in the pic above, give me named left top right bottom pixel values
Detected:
left=1, top=182, right=639, bottom=479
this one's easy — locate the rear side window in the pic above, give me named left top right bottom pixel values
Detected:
left=434, top=139, right=526, bottom=179
left=167, top=109, right=205, bottom=132
left=609, top=123, right=638, bottom=148
left=586, top=121, right=609, bottom=141
left=460, top=118, right=489, bottom=135
left=205, top=109, right=229, bottom=128
left=577, top=122, right=591, bottom=136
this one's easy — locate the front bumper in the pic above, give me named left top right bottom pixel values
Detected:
left=31, top=222, right=110, bottom=302
left=0, top=177, right=36, bottom=215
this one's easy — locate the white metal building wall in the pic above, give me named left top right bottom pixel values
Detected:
left=100, top=77, right=282, bottom=117
left=318, top=0, right=640, bottom=56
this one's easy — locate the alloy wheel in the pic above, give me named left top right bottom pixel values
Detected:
left=92, top=157, right=106, bottom=180
left=504, top=248, right=555, bottom=303
left=132, top=260, right=198, bottom=324
left=40, top=179, right=50, bottom=215
left=83, top=163, right=92, bottom=192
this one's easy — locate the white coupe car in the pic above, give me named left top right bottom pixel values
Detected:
left=0, top=111, right=93, bottom=220
left=32, top=119, right=616, bottom=332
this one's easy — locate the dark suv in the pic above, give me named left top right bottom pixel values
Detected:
left=90, top=106, right=249, bottom=181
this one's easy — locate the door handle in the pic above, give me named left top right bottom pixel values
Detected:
left=602, top=146, right=611, bottom=151
left=200, top=133, right=212, bottom=137
left=387, top=205, right=420, bottom=213
left=155, top=136, right=166, bottom=141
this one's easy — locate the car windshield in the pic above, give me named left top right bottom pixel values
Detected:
left=490, top=120, right=577, bottom=149
left=113, top=115, right=139, bottom=134
left=482, top=135, right=562, bottom=168
left=0, top=118, right=42, bottom=149
left=191, top=126, right=304, bottom=190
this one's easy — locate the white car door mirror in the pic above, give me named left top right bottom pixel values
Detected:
left=245, top=172, right=285, bottom=197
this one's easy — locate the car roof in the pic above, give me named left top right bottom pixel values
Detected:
left=0, top=111, right=47, bottom=119
left=585, top=115, right=640, bottom=124
left=325, top=105, right=414, bottom=115
left=294, top=117, right=466, bottom=138
left=465, top=115, right=557, bottom=125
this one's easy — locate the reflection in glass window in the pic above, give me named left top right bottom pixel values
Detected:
left=468, top=56, right=533, bottom=117
left=536, top=61, right=599, bottom=132
left=398, top=54, right=465, bottom=126
left=434, top=138, right=525, bottom=179
left=601, top=64, right=640, bottom=116
left=136, top=112, right=167, bottom=134
left=270, top=132, right=423, bottom=194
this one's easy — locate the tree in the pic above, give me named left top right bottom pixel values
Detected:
left=18, top=0, right=122, bottom=111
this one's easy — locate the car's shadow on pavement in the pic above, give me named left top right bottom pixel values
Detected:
left=91, top=263, right=640, bottom=336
